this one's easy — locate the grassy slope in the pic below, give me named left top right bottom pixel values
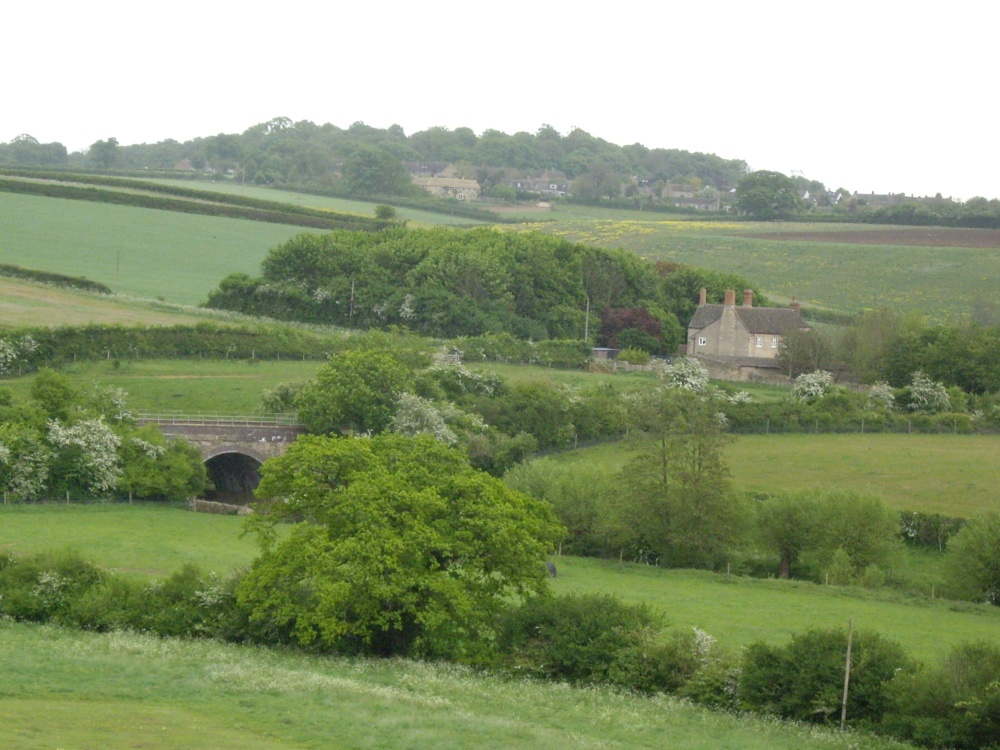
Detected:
left=0, top=276, right=251, bottom=329
left=0, top=623, right=909, bottom=750
left=0, top=192, right=305, bottom=305
left=549, top=433, right=1000, bottom=518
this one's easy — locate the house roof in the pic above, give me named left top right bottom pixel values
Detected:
left=688, top=304, right=809, bottom=335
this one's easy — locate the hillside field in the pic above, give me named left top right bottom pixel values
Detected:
left=5, top=183, right=1000, bottom=320
left=517, top=205, right=1000, bottom=319
left=0, top=192, right=304, bottom=305
left=0, top=622, right=910, bottom=750
left=549, top=433, right=1000, bottom=518
left=0, top=276, right=251, bottom=329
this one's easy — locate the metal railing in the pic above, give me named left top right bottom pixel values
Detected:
left=136, top=413, right=304, bottom=428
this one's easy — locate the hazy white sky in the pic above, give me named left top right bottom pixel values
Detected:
left=4, top=1, right=996, bottom=199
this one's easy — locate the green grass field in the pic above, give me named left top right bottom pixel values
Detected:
left=1, top=358, right=323, bottom=414
left=0, top=622, right=910, bottom=750
left=0, top=192, right=304, bottom=305
left=550, top=433, right=1000, bottom=518
left=3, top=504, right=998, bottom=662
left=0, top=276, right=254, bottom=329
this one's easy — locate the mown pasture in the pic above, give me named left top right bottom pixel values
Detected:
left=3, top=504, right=998, bottom=662
left=0, top=358, right=324, bottom=414
left=549, top=433, right=1000, bottom=518
left=0, top=622, right=909, bottom=750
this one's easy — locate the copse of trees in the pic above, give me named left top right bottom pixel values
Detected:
left=205, top=226, right=763, bottom=349
left=0, top=370, right=207, bottom=503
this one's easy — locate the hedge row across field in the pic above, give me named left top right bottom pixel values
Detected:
left=0, top=263, right=112, bottom=294
left=0, top=174, right=395, bottom=232
left=0, top=323, right=333, bottom=375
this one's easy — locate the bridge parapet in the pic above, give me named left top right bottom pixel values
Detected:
left=137, top=414, right=307, bottom=462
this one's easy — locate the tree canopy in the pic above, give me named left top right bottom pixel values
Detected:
left=238, top=433, right=564, bottom=660
left=735, top=170, right=803, bottom=220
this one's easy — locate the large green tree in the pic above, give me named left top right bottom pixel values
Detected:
left=296, top=350, right=413, bottom=435
left=734, top=170, right=803, bottom=220
left=238, top=434, right=563, bottom=660
left=341, top=144, right=413, bottom=196
left=612, top=388, right=743, bottom=567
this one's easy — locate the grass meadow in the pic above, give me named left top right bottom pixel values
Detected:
left=0, top=622, right=911, bottom=750
left=549, top=433, right=1000, bottom=518
left=1, top=358, right=324, bottom=414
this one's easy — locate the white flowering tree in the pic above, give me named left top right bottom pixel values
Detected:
left=389, top=393, right=458, bottom=445
left=0, top=423, right=51, bottom=501
left=866, top=381, right=896, bottom=411
left=661, top=357, right=709, bottom=392
left=907, top=371, right=951, bottom=414
left=0, top=334, right=38, bottom=376
left=47, top=417, right=122, bottom=497
left=791, top=370, right=834, bottom=402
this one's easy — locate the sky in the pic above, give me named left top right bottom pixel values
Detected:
left=4, top=1, right=997, bottom=200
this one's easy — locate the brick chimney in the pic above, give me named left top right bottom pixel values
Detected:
left=742, top=288, right=754, bottom=307
left=724, top=289, right=736, bottom=307
left=790, top=297, right=800, bottom=314
left=699, top=287, right=707, bottom=305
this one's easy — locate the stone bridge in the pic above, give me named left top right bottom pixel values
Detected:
left=137, top=414, right=307, bottom=501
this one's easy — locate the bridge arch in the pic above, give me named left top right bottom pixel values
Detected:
left=137, top=415, right=307, bottom=503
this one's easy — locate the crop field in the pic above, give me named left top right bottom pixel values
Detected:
left=548, top=433, right=1000, bottom=518
left=0, top=623, right=910, bottom=750
left=0, top=192, right=304, bottom=305
left=515, top=209, right=1000, bottom=318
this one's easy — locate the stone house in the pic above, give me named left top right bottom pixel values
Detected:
left=686, top=287, right=809, bottom=381
left=411, top=176, right=481, bottom=201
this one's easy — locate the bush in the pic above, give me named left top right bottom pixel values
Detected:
left=0, top=551, right=104, bottom=623
left=884, top=641, right=1000, bottom=749
left=739, top=628, right=911, bottom=727
left=616, top=347, right=650, bottom=365
left=495, top=593, right=659, bottom=685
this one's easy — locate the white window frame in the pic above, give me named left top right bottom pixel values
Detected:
left=771, top=336, right=779, bottom=348
left=697, top=336, right=707, bottom=346
left=755, top=336, right=763, bottom=348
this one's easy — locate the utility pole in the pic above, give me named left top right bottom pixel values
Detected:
left=840, top=619, right=854, bottom=732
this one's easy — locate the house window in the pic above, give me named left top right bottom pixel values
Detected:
left=697, top=336, right=707, bottom=346
left=771, top=336, right=779, bottom=348
left=755, top=336, right=763, bottom=348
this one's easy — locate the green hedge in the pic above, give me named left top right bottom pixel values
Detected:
left=0, top=263, right=111, bottom=294
left=0, top=173, right=395, bottom=232
left=0, top=323, right=332, bottom=374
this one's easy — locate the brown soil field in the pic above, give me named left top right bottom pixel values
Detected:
left=746, top=228, right=1000, bottom=248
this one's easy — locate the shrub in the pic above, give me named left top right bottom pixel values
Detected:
left=616, top=347, right=650, bottom=365
left=740, top=628, right=911, bottom=727
left=884, top=641, right=1000, bottom=749
left=495, top=593, right=659, bottom=685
